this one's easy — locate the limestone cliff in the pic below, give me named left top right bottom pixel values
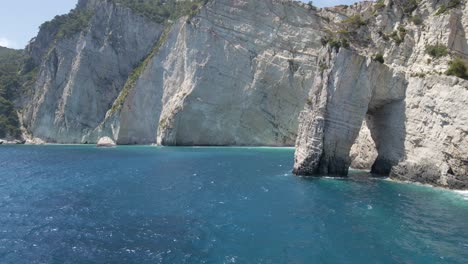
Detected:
left=22, top=0, right=164, bottom=143
left=294, top=48, right=407, bottom=176
left=294, top=0, right=468, bottom=189
left=8, top=0, right=468, bottom=188
left=22, top=0, right=327, bottom=146
left=86, top=0, right=326, bottom=146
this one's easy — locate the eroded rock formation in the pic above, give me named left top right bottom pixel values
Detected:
left=5, top=0, right=468, bottom=188
left=23, top=0, right=164, bottom=143
left=24, top=0, right=326, bottom=146
left=292, top=0, right=468, bottom=189
left=294, top=48, right=407, bottom=176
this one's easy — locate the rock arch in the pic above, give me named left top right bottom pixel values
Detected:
left=293, top=48, right=408, bottom=177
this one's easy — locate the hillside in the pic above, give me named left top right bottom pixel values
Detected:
left=0, top=47, right=25, bottom=139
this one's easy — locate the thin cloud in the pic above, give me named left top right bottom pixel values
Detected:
left=0, top=37, right=17, bottom=49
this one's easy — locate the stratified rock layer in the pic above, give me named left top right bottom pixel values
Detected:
left=15, top=0, right=468, bottom=188
left=23, top=0, right=164, bottom=143
left=294, top=48, right=407, bottom=176
left=293, top=0, right=468, bottom=188
left=389, top=76, right=468, bottom=189
left=294, top=47, right=468, bottom=188
left=25, top=0, right=327, bottom=146
left=92, top=0, right=325, bottom=146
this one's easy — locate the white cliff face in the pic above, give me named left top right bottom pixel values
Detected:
left=294, top=48, right=407, bottom=176
left=91, top=0, right=326, bottom=146
left=22, top=0, right=164, bottom=143
left=295, top=0, right=468, bottom=188
left=350, top=121, right=378, bottom=170
left=391, top=76, right=468, bottom=189
left=97, top=136, right=116, bottom=147
left=157, top=0, right=324, bottom=146
left=18, top=0, right=468, bottom=188
left=25, top=0, right=328, bottom=146
left=349, top=75, right=468, bottom=189
left=348, top=0, right=467, bottom=188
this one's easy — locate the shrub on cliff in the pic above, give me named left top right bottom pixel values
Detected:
left=409, top=15, right=423, bottom=25
left=401, top=0, right=420, bottom=14
left=321, top=37, right=349, bottom=52
left=40, top=0, right=210, bottom=41
left=342, top=15, right=367, bottom=29
left=0, top=97, right=20, bottom=138
left=388, top=26, right=407, bottom=45
left=112, top=0, right=209, bottom=23
left=426, top=44, right=448, bottom=59
left=372, top=53, right=385, bottom=64
left=436, top=0, right=461, bottom=15
left=0, top=47, right=26, bottom=139
left=374, top=0, right=385, bottom=10
left=40, top=9, right=93, bottom=40
left=446, top=58, right=468, bottom=80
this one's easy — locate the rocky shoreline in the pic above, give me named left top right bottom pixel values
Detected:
left=2, top=139, right=467, bottom=191
left=0, top=139, right=25, bottom=145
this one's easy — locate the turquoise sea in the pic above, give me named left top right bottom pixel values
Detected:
left=0, top=145, right=467, bottom=263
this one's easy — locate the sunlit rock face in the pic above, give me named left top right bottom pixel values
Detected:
left=293, top=48, right=407, bottom=176
left=94, top=0, right=326, bottom=146
left=347, top=75, right=468, bottom=189
left=293, top=47, right=468, bottom=188
left=18, top=0, right=468, bottom=188
left=25, top=0, right=327, bottom=146
left=293, top=0, right=468, bottom=188
left=22, top=0, right=164, bottom=143
left=390, top=76, right=468, bottom=189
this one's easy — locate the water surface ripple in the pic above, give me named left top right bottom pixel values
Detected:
left=0, top=146, right=467, bottom=263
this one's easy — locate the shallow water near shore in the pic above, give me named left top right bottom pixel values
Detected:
left=0, top=145, right=467, bottom=263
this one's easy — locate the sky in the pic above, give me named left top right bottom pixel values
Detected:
left=0, top=0, right=360, bottom=49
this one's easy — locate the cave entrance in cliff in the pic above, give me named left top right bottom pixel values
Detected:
left=350, top=100, right=406, bottom=176
left=350, top=120, right=378, bottom=172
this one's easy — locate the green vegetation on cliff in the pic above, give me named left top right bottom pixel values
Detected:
left=374, top=0, right=385, bottom=10
left=108, top=0, right=211, bottom=114
left=40, top=8, right=94, bottom=40
left=342, top=15, right=367, bottom=30
left=446, top=58, right=468, bottom=80
left=372, top=53, right=385, bottom=64
left=39, top=0, right=210, bottom=42
left=388, top=26, right=407, bottom=45
left=0, top=46, right=37, bottom=139
left=435, top=0, right=461, bottom=15
left=112, top=0, right=210, bottom=23
left=0, top=47, right=25, bottom=138
left=110, top=25, right=173, bottom=114
left=401, top=0, right=420, bottom=14
left=425, top=44, right=448, bottom=59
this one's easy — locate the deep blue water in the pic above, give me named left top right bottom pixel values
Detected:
left=0, top=146, right=467, bottom=264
